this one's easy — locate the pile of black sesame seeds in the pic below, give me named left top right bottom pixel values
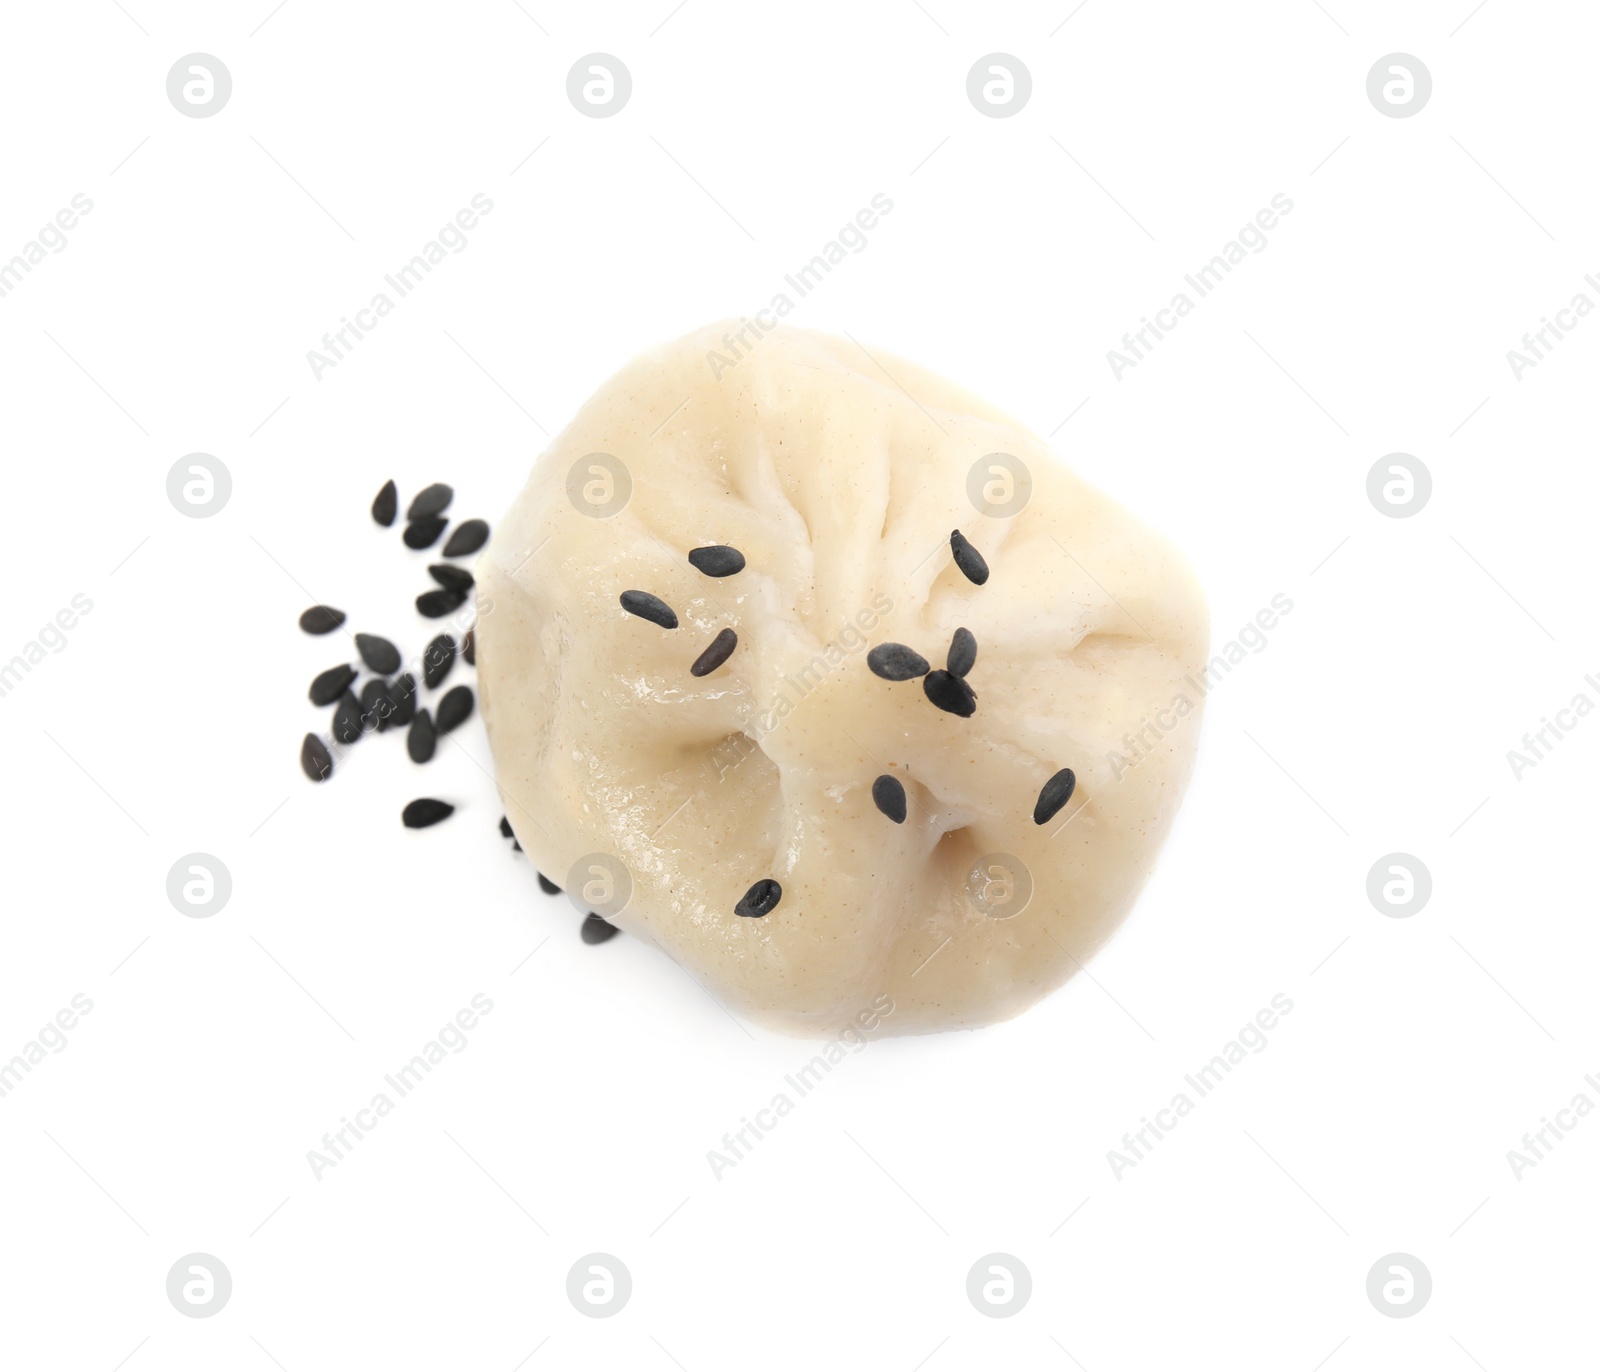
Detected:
left=298, top=480, right=615, bottom=943
left=617, top=527, right=1078, bottom=923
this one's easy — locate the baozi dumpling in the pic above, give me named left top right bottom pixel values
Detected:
left=477, top=322, right=1207, bottom=1036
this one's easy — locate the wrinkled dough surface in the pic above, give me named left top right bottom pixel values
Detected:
left=478, top=322, right=1207, bottom=1036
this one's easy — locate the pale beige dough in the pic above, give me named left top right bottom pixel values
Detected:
left=477, top=322, right=1207, bottom=1036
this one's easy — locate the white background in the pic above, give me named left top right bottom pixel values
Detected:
left=1, top=1, right=1595, bottom=1368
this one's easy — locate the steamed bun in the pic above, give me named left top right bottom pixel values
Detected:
left=477, top=322, right=1207, bottom=1036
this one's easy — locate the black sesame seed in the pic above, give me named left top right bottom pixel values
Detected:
left=462, top=627, right=476, bottom=665
left=354, top=633, right=401, bottom=675
left=417, top=588, right=467, bottom=618
left=406, top=483, right=453, bottom=522
left=436, top=684, right=474, bottom=734
left=537, top=873, right=560, bottom=895
left=402, top=798, right=454, bottom=829
left=867, top=643, right=930, bottom=681
left=735, top=878, right=782, bottom=918
left=690, top=628, right=738, bottom=677
left=390, top=673, right=417, bottom=727
left=581, top=912, right=621, bottom=944
left=513, top=840, right=521, bottom=851
left=407, top=708, right=436, bottom=763
left=300, top=733, right=332, bottom=782
left=299, top=605, right=345, bottom=635
left=1033, top=768, right=1077, bottom=825
left=950, top=529, right=989, bottom=586
left=620, top=590, right=678, bottom=629
left=332, top=690, right=364, bottom=745
left=360, top=677, right=395, bottom=731
left=498, top=815, right=513, bottom=839
left=309, top=663, right=357, bottom=706
left=423, top=634, right=456, bottom=689
left=871, top=774, right=907, bottom=824
left=428, top=563, right=474, bottom=593
left=948, top=627, right=977, bottom=678
left=442, top=519, right=489, bottom=557
left=372, top=479, right=397, bottom=527
left=403, top=516, right=447, bottom=550
left=923, top=669, right=977, bottom=717
left=688, top=545, right=746, bottom=577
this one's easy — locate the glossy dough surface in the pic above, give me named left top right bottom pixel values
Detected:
left=477, top=322, right=1207, bottom=1036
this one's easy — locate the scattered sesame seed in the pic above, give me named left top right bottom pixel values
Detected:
left=354, top=633, right=401, bottom=675
left=402, top=798, right=454, bottom=828
left=416, top=588, right=466, bottom=618
left=407, top=708, right=436, bottom=763
left=406, top=483, right=453, bottom=522
left=871, top=775, right=907, bottom=823
left=923, top=669, right=976, bottom=717
left=423, top=634, right=455, bottom=689
left=688, top=545, right=746, bottom=577
left=372, top=480, right=397, bottom=527
left=442, top=519, right=489, bottom=557
left=1034, top=768, right=1077, bottom=825
left=581, top=912, right=621, bottom=944
left=299, top=605, right=345, bottom=635
left=428, top=563, right=474, bottom=593
left=690, top=628, right=738, bottom=677
left=867, top=643, right=930, bottom=681
left=332, top=690, right=364, bottom=745
left=436, top=684, right=474, bottom=734
left=403, top=515, right=448, bottom=550
left=462, top=627, right=476, bottom=665
left=537, top=873, right=560, bottom=895
left=621, top=590, right=678, bottom=629
left=390, top=673, right=417, bottom=727
left=309, top=663, right=357, bottom=706
left=948, top=627, right=976, bottom=678
left=950, top=529, right=989, bottom=585
left=499, top=815, right=513, bottom=838
left=360, top=677, right=395, bottom=731
left=735, top=878, right=782, bottom=918
left=300, top=734, right=332, bottom=782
